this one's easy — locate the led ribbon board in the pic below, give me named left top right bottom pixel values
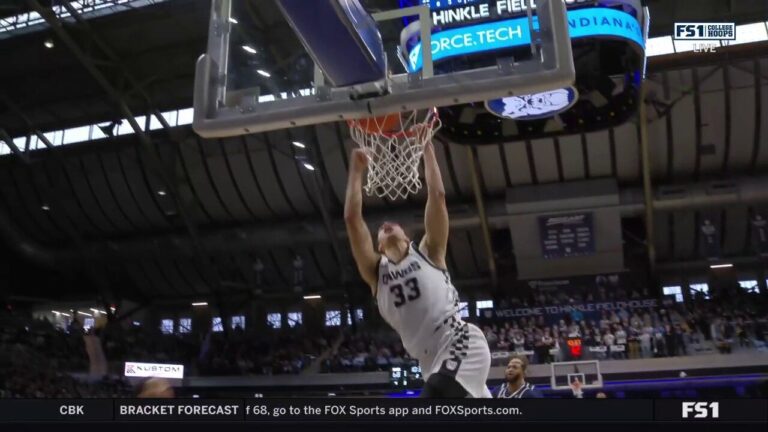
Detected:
left=407, top=7, right=645, bottom=71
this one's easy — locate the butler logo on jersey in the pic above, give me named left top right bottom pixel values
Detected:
left=382, top=261, right=422, bottom=284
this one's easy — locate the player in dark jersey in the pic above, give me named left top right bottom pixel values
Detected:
left=492, top=355, right=543, bottom=398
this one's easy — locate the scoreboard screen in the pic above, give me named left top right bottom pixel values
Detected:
left=539, top=213, right=595, bottom=259
left=390, top=365, right=423, bottom=388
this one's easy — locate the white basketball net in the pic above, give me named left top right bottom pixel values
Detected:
left=348, top=109, right=441, bottom=201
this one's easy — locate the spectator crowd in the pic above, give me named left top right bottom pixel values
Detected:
left=324, top=283, right=767, bottom=372
left=1, top=279, right=766, bottom=396
left=0, top=315, right=132, bottom=398
left=320, top=331, right=417, bottom=373
left=480, top=302, right=767, bottom=365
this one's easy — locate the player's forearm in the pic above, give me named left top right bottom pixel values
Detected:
left=423, top=142, right=445, bottom=198
left=344, top=167, right=365, bottom=223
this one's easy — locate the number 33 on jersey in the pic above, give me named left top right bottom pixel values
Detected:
left=376, top=243, right=460, bottom=357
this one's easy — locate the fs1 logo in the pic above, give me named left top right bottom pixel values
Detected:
left=674, top=23, right=736, bottom=40
left=674, top=23, right=736, bottom=53
left=682, top=402, right=720, bottom=419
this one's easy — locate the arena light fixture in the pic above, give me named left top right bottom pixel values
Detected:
left=77, top=311, right=93, bottom=317
left=302, top=163, right=315, bottom=171
left=41, top=204, right=50, bottom=211
left=710, top=263, right=733, bottom=269
left=229, top=17, right=238, bottom=24
left=157, top=190, right=167, bottom=196
left=292, top=141, right=306, bottom=148
left=303, top=295, right=321, bottom=300
left=52, top=310, right=61, bottom=315
left=192, top=302, right=208, bottom=306
left=242, top=45, right=257, bottom=54
left=645, top=36, right=674, bottom=56
left=43, top=38, right=54, bottom=49
left=256, top=69, right=271, bottom=77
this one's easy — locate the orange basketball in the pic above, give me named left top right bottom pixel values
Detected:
left=351, top=113, right=402, bottom=134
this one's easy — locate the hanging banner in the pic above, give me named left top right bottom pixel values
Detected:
left=484, top=298, right=658, bottom=322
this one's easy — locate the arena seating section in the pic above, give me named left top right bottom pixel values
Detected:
left=1, top=285, right=766, bottom=397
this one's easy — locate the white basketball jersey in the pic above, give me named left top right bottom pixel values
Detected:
left=376, top=242, right=459, bottom=360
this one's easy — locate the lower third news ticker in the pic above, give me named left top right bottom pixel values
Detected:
left=0, top=399, right=765, bottom=423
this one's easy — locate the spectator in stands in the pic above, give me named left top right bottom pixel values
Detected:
left=736, top=318, right=751, bottom=348
left=581, top=319, right=590, bottom=332
left=639, top=328, right=652, bottom=358
left=569, top=300, right=584, bottom=323
left=485, top=326, right=498, bottom=348
left=653, top=325, right=667, bottom=357
left=674, top=324, right=687, bottom=356
left=602, top=330, right=615, bottom=358
left=539, top=329, right=554, bottom=363
left=614, top=325, right=627, bottom=359
left=496, top=335, right=509, bottom=352
left=712, top=318, right=733, bottom=354
left=568, top=323, right=581, bottom=338
left=583, top=329, right=601, bottom=359
left=524, top=329, right=536, bottom=355
left=599, top=311, right=611, bottom=331
left=512, top=331, right=525, bottom=352
left=552, top=328, right=565, bottom=362
left=664, top=323, right=678, bottom=356
left=618, top=308, right=630, bottom=323
left=627, top=322, right=640, bottom=359
left=492, top=355, right=542, bottom=398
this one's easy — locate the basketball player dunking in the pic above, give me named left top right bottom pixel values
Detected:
left=344, top=142, right=492, bottom=398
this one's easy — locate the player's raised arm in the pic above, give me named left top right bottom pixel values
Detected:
left=344, top=149, right=380, bottom=293
left=419, top=141, right=449, bottom=269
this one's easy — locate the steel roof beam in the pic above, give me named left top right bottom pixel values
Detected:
left=27, top=0, right=229, bottom=322
left=465, top=145, right=498, bottom=290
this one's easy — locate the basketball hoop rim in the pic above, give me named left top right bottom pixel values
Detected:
left=347, top=107, right=439, bottom=139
